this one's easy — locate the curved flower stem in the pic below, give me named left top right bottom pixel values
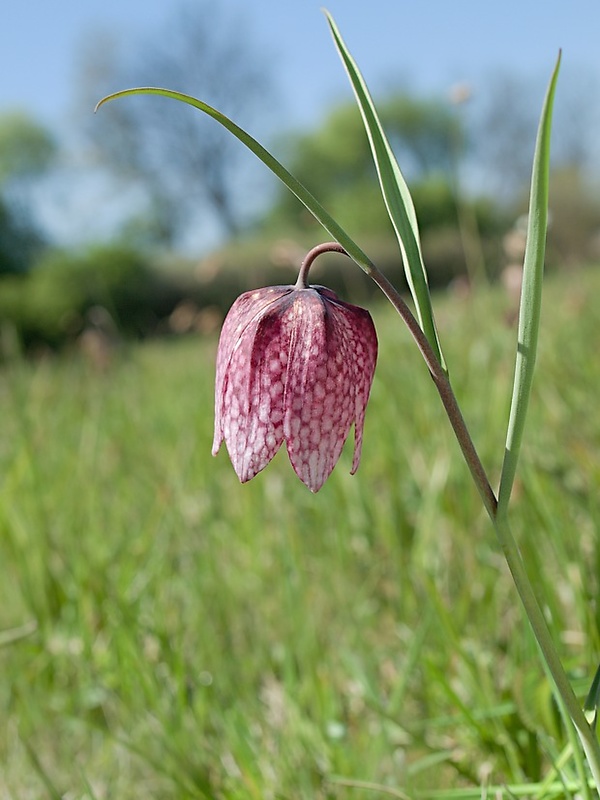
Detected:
left=301, top=242, right=498, bottom=516
left=295, top=241, right=348, bottom=289
left=494, top=509, right=600, bottom=790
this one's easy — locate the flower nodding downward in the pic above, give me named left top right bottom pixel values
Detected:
left=212, top=278, right=377, bottom=492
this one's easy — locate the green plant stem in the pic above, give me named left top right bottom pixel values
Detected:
left=367, top=256, right=600, bottom=790
left=367, top=266, right=498, bottom=519
left=493, top=508, right=600, bottom=792
left=561, top=703, right=594, bottom=800
left=303, top=243, right=496, bottom=516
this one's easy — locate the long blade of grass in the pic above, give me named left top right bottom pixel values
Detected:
left=550, top=676, right=592, bottom=800
left=328, top=776, right=413, bottom=799
left=419, top=778, right=596, bottom=799
left=95, top=89, right=375, bottom=277
left=325, top=11, right=445, bottom=371
left=584, top=661, right=600, bottom=716
left=0, top=619, right=37, bottom=648
left=497, top=54, right=561, bottom=513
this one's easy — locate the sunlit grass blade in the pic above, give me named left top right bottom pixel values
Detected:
left=418, top=778, right=596, bottom=799
left=95, top=88, right=375, bottom=277
left=0, top=619, right=37, bottom=648
left=497, top=53, right=561, bottom=513
left=328, top=776, right=412, bottom=799
left=325, top=11, right=445, bottom=371
left=584, top=661, right=600, bottom=716
left=552, top=679, right=594, bottom=800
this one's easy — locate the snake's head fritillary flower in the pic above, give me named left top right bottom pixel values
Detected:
left=212, top=247, right=377, bottom=492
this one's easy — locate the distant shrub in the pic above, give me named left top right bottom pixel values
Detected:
left=0, top=244, right=183, bottom=350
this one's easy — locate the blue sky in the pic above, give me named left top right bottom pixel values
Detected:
left=3, top=0, right=599, bottom=131
left=2, top=0, right=599, bottom=249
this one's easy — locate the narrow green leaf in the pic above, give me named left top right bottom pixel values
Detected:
left=584, top=661, right=600, bottom=715
left=497, top=53, right=561, bottom=513
left=95, top=88, right=374, bottom=277
left=325, top=11, right=445, bottom=371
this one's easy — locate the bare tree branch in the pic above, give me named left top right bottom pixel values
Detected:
left=80, top=0, right=277, bottom=246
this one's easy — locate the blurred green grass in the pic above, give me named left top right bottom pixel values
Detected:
left=1, top=266, right=600, bottom=798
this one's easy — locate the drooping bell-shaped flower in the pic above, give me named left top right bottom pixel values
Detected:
left=212, top=245, right=378, bottom=492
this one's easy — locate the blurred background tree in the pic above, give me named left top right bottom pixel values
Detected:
left=250, top=92, right=509, bottom=287
left=78, top=0, right=276, bottom=250
left=0, top=111, right=57, bottom=275
left=263, top=93, right=464, bottom=236
left=1, top=1, right=599, bottom=354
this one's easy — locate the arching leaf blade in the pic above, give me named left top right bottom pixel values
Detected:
left=497, top=53, right=561, bottom=513
left=325, top=11, right=445, bottom=371
left=95, top=88, right=374, bottom=276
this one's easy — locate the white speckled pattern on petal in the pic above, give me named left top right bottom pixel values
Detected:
left=212, top=286, right=291, bottom=460
left=213, top=283, right=377, bottom=492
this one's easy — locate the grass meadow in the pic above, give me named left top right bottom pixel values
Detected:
left=1, top=265, right=600, bottom=799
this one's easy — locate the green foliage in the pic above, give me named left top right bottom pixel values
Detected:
left=378, top=94, right=463, bottom=176
left=0, top=244, right=181, bottom=349
left=260, top=92, right=510, bottom=289
left=265, top=94, right=464, bottom=239
left=545, top=166, right=600, bottom=269
left=1, top=269, right=599, bottom=797
left=0, top=111, right=56, bottom=184
left=0, top=196, right=46, bottom=275
left=0, top=111, right=56, bottom=275
left=499, top=52, right=560, bottom=513
left=78, top=15, right=600, bottom=794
